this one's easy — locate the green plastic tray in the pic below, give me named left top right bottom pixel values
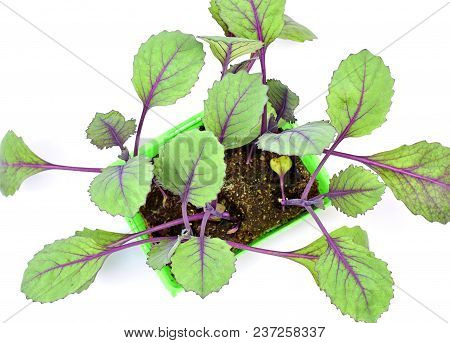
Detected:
left=125, top=112, right=330, bottom=296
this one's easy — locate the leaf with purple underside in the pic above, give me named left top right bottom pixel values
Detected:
left=228, top=57, right=257, bottom=74
left=367, top=141, right=450, bottom=224
left=146, top=238, right=180, bottom=271
left=279, top=15, right=317, bottom=43
left=327, top=49, right=394, bottom=138
left=89, top=156, right=153, bottom=217
left=170, top=236, right=236, bottom=298
left=267, top=79, right=299, bottom=123
left=217, top=0, right=286, bottom=45
left=21, top=228, right=126, bottom=303
left=0, top=131, right=49, bottom=196
left=132, top=31, right=205, bottom=108
left=199, top=36, right=262, bottom=66
left=257, top=121, right=336, bottom=156
left=203, top=71, right=268, bottom=149
left=86, top=111, right=136, bottom=150
left=314, top=235, right=393, bottom=322
left=328, top=166, right=385, bottom=217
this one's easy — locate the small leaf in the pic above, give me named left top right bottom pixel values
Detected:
left=257, top=121, right=336, bottom=156
left=290, top=226, right=369, bottom=283
left=329, top=166, right=385, bottom=217
left=86, top=111, right=136, bottom=150
left=368, top=141, right=450, bottom=224
left=279, top=15, right=317, bottom=43
left=89, top=156, right=153, bottom=217
left=0, top=131, right=48, bottom=196
left=327, top=49, right=395, bottom=137
left=154, top=130, right=226, bottom=208
left=203, top=71, right=268, bottom=149
left=21, top=228, right=126, bottom=303
left=267, top=79, right=299, bottom=123
left=315, top=237, right=393, bottom=322
left=200, top=36, right=263, bottom=66
left=217, top=0, right=286, bottom=45
left=132, top=31, right=205, bottom=107
left=228, top=58, right=256, bottom=74
left=209, top=0, right=231, bottom=35
left=171, top=237, right=236, bottom=298
left=147, top=238, right=180, bottom=270
left=270, top=156, right=292, bottom=177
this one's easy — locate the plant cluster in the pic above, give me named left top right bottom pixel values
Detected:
left=1, top=0, right=448, bottom=322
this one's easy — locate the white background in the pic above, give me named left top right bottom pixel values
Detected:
left=0, top=0, right=449, bottom=342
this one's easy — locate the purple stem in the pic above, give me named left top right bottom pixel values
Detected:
left=111, top=212, right=206, bottom=247
left=259, top=47, right=268, bottom=135
left=154, top=180, right=168, bottom=200
left=4, top=162, right=102, bottom=173
left=134, top=106, right=149, bottom=157
left=36, top=236, right=176, bottom=277
left=279, top=174, right=286, bottom=210
left=227, top=241, right=317, bottom=260
left=181, top=200, right=191, bottom=233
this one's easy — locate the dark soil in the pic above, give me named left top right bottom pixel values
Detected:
left=140, top=146, right=319, bottom=245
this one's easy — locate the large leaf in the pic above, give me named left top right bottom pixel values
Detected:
left=146, top=238, right=180, bottom=271
left=279, top=15, right=316, bottom=43
left=203, top=71, right=268, bottom=149
left=326, top=49, right=394, bottom=137
left=86, top=111, right=136, bottom=150
left=329, top=166, right=385, bottom=217
left=368, top=141, right=450, bottom=224
left=209, top=0, right=231, bottom=36
left=267, top=79, right=299, bottom=122
left=154, top=130, right=226, bottom=208
left=199, top=36, right=262, bottom=66
left=290, top=226, right=369, bottom=283
left=89, top=156, right=153, bottom=217
left=0, top=131, right=48, bottom=196
left=315, top=236, right=393, bottom=322
left=21, top=228, right=126, bottom=303
left=170, top=237, right=236, bottom=298
left=217, top=0, right=286, bottom=45
left=132, top=31, right=205, bottom=107
left=257, top=121, right=336, bottom=156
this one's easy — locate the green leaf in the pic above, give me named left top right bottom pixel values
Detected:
left=21, top=228, right=126, bottom=303
left=146, top=238, right=180, bottom=271
left=326, top=49, right=394, bottom=137
left=279, top=15, right=317, bottom=43
left=257, top=121, right=336, bottom=156
left=329, top=166, right=385, bottom=217
left=86, top=111, right=136, bottom=150
left=217, top=0, right=286, bottom=45
left=132, top=31, right=205, bottom=107
left=267, top=79, right=299, bottom=122
left=171, top=237, right=236, bottom=298
left=154, top=130, right=226, bottom=207
left=199, top=36, right=263, bottom=65
left=0, top=131, right=48, bottom=196
left=203, top=71, right=268, bottom=149
left=315, top=237, right=393, bottom=322
left=209, top=0, right=231, bottom=35
left=368, top=141, right=450, bottom=224
left=270, top=156, right=292, bottom=177
left=290, top=226, right=369, bottom=283
left=89, top=156, right=153, bottom=217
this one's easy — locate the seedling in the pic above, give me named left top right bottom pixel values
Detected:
left=1, top=0, right=448, bottom=323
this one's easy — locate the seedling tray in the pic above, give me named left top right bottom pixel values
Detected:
left=125, top=112, right=330, bottom=296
